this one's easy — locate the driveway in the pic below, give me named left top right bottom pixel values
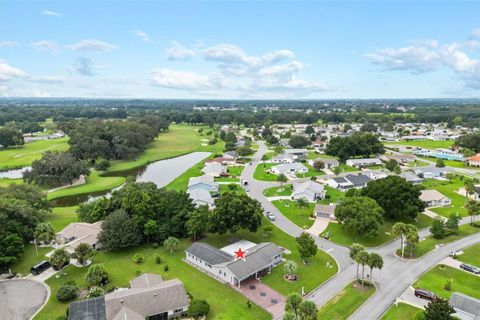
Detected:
left=236, top=278, right=285, bottom=318
left=0, top=279, right=49, bottom=320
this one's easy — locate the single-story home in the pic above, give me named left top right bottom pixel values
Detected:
left=364, top=170, right=388, bottom=180
left=185, top=241, right=283, bottom=288
left=223, top=151, right=238, bottom=160
left=271, top=163, right=308, bottom=176
left=468, top=154, right=480, bottom=167
left=345, top=158, right=382, bottom=168
left=449, top=292, right=480, bottom=320
left=400, top=172, right=424, bottom=185
left=314, top=204, right=336, bottom=220
left=56, top=222, right=103, bottom=253
left=187, top=175, right=219, bottom=193
left=188, top=188, right=215, bottom=208
left=206, top=156, right=236, bottom=166
left=413, top=166, right=452, bottom=179
left=307, top=158, right=339, bottom=169
left=420, top=189, right=452, bottom=207
left=282, top=149, right=308, bottom=161
left=468, top=186, right=480, bottom=201
left=202, top=162, right=227, bottom=177
left=271, top=153, right=295, bottom=164
left=68, top=273, right=189, bottom=320
left=381, top=153, right=416, bottom=163
left=327, top=174, right=372, bottom=191
left=291, top=181, right=325, bottom=202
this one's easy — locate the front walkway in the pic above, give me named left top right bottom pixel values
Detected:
left=422, top=208, right=447, bottom=221
left=236, top=278, right=286, bottom=318
left=307, top=218, right=330, bottom=237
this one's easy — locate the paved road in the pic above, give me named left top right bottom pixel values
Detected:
left=243, top=141, right=480, bottom=319
left=0, top=279, right=49, bottom=320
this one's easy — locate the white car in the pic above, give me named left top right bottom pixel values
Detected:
left=265, top=211, right=275, bottom=221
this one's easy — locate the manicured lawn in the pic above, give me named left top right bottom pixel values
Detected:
left=264, top=185, right=293, bottom=197
left=318, top=186, right=345, bottom=205
left=295, top=163, right=325, bottom=178
left=317, top=281, right=375, bottom=320
left=337, top=164, right=358, bottom=173
left=215, top=165, right=244, bottom=182
left=321, top=214, right=434, bottom=247
left=381, top=302, right=422, bottom=320
left=0, top=178, right=23, bottom=188
left=219, top=184, right=246, bottom=196
left=48, top=206, right=78, bottom=232
left=423, top=178, right=468, bottom=217
left=107, top=124, right=224, bottom=173
left=419, top=156, right=477, bottom=169
left=165, top=159, right=207, bottom=191
left=253, top=163, right=278, bottom=181
left=414, top=224, right=480, bottom=258
left=272, top=200, right=315, bottom=229
left=0, top=137, right=69, bottom=170
left=34, top=242, right=270, bottom=320
left=414, top=265, right=480, bottom=300
left=205, top=218, right=338, bottom=296
left=405, top=159, right=430, bottom=168
left=12, top=244, right=52, bottom=276
left=386, top=140, right=454, bottom=149
left=457, top=243, right=480, bottom=266
left=47, top=171, right=126, bottom=201
left=307, top=152, right=335, bottom=160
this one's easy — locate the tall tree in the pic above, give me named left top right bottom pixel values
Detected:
left=367, top=253, right=383, bottom=286
left=296, top=232, right=318, bottom=264
left=34, top=222, right=55, bottom=256
left=74, top=243, right=95, bottom=266
left=392, top=222, right=407, bottom=258
left=466, top=199, right=480, bottom=225
left=99, top=210, right=141, bottom=251
left=350, top=244, right=365, bottom=279
left=334, top=197, right=385, bottom=237
left=277, top=173, right=288, bottom=188
left=298, top=300, right=318, bottom=320
left=405, top=224, right=419, bottom=257
left=356, top=250, right=370, bottom=285
left=285, top=293, right=303, bottom=318
left=163, top=236, right=179, bottom=253
left=423, top=298, right=455, bottom=320
left=85, top=263, right=109, bottom=288
left=50, top=248, right=71, bottom=270
left=186, top=206, right=209, bottom=240
left=289, top=135, right=310, bottom=148
left=0, top=125, right=24, bottom=148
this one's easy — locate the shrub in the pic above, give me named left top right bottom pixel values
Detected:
left=154, top=254, right=162, bottom=264
left=164, top=264, right=169, bottom=272
left=444, top=279, right=453, bottom=291
left=188, top=299, right=210, bottom=319
left=94, top=159, right=110, bottom=171
left=85, top=263, right=109, bottom=287
left=132, top=253, right=144, bottom=264
left=87, top=286, right=105, bottom=298
left=151, top=242, right=159, bottom=249
left=56, top=285, right=78, bottom=302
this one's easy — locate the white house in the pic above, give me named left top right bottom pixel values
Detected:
left=291, top=181, right=325, bottom=202
left=202, top=162, right=227, bottom=177
left=185, top=241, right=283, bottom=288
left=327, top=174, right=372, bottom=191
left=307, top=158, right=339, bottom=169
left=187, top=189, right=215, bottom=208
left=283, top=149, right=309, bottom=161
left=400, top=172, right=424, bottom=185
left=346, top=158, right=382, bottom=168
left=271, top=153, right=295, bottom=164
left=420, top=189, right=452, bottom=207
left=187, top=175, right=219, bottom=193
left=413, top=166, right=452, bottom=179
left=271, top=163, right=308, bottom=176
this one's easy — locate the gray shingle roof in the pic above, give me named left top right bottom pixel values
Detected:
left=345, top=174, right=371, bottom=186
left=186, top=242, right=232, bottom=265
left=130, top=273, right=163, bottom=289
left=449, top=292, right=480, bottom=316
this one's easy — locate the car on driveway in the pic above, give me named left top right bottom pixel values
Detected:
left=460, top=263, right=480, bottom=274
left=414, top=288, right=436, bottom=301
left=265, top=211, right=275, bottom=221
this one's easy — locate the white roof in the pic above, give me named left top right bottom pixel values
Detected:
left=420, top=189, right=448, bottom=202
left=188, top=175, right=216, bottom=187
left=293, top=180, right=324, bottom=195
left=220, top=240, right=257, bottom=256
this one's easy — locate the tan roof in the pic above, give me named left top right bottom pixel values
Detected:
left=420, top=189, right=448, bottom=202
left=315, top=204, right=336, bottom=215
left=57, top=222, right=102, bottom=240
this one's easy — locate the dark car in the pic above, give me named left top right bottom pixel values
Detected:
left=31, top=260, right=51, bottom=275
left=460, top=263, right=480, bottom=274
left=414, top=288, right=436, bottom=301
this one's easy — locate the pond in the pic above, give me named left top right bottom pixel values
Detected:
left=0, top=166, right=31, bottom=179
left=51, top=151, right=211, bottom=206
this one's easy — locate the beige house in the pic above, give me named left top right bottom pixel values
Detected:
left=56, top=221, right=103, bottom=253
left=420, top=190, right=452, bottom=207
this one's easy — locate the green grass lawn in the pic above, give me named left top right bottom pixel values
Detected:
left=34, top=242, right=270, bottom=320
left=414, top=265, right=480, bottom=300
left=0, top=178, right=23, bottom=188
left=317, top=282, right=375, bottom=320
left=264, top=185, right=293, bottom=197
left=272, top=200, right=315, bottom=229
left=381, top=303, right=422, bottom=320
left=48, top=206, right=78, bottom=232
left=295, top=163, right=325, bottom=178
left=108, top=124, right=224, bottom=173
left=405, top=159, right=430, bottom=168
left=419, top=156, right=477, bottom=169
left=318, top=185, right=345, bottom=205
left=423, top=178, right=468, bottom=217
left=253, top=163, right=278, bottom=181
left=337, top=163, right=359, bottom=173
left=215, top=165, right=244, bottom=182
left=0, top=137, right=69, bottom=170
left=219, top=184, right=246, bottom=196
left=47, top=171, right=126, bottom=201
left=386, top=140, right=454, bottom=149
left=414, top=224, right=480, bottom=258
left=321, top=214, right=434, bottom=247
left=457, top=243, right=480, bottom=266
left=12, top=244, right=52, bottom=276
left=307, top=152, right=335, bottom=160
left=165, top=159, right=207, bottom=191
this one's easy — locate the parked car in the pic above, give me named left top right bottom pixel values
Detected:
left=414, top=288, right=436, bottom=301
left=460, top=263, right=480, bottom=274
left=265, top=211, right=275, bottom=221
left=31, top=260, right=51, bottom=275
left=245, top=187, right=250, bottom=192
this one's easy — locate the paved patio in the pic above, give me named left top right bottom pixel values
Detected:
left=236, top=278, right=286, bottom=318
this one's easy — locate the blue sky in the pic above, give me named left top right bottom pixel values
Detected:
left=0, top=0, right=479, bottom=99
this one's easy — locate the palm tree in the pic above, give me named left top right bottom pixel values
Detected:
left=367, top=253, right=383, bottom=286
left=163, top=236, right=179, bottom=253
left=34, top=222, right=55, bottom=256
left=283, top=260, right=297, bottom=280
left=466, top=199, right=480, bottom=225
left=296, top=198, right=308, bottom=209
left=349, top=244, right=365, bottom=280
left=405, top=224, right=419, bottom=258
left=356, top=250, right=370, bottom=286
left=392, top=222, right=407, bottom=258
left=277, top=173, right=288, bottom=188
left=464, top=179, right=476, bottom=205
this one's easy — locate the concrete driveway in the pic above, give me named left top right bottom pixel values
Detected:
left=0, top=279, right=49, bottom=320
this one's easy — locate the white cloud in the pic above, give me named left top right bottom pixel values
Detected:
left=30, top=88, right=51, bottom=97
left=67, top=39, right=117, bottom=52
left=28, top=75, right=64, bottom=84
left=0, top=41, right=18, bottom=48
left=32, top=40, right=59, bottom=52
left=133, top=30, right=153, bottom=44
left=365, top=33, right=480, bottom=90
left=71, top=57, right=96, bottom=76
left=0, top=60, right=26, bottom=81
left=152, top=68, right=223, bottom=90
left=165, top=41, right=197, bottom=60
left=41, top=10, right=61, bottom=16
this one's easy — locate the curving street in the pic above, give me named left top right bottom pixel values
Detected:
left=242, top=141, right=480, bottom=319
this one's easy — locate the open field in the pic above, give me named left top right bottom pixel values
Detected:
left=386, top=140, right=454, bottom=149
left=317, top=282, right=375, bottom=320
left=0, top=137, right=69, bottom=170
left=456, top=243, right=480, bottom=266
left=321, top=214, right=433, bottom=247
left=381, top=302, right=422, bottom=320
left=414, top=264, right=480, bottom=300
left=272, top=200, right=315, bottom=228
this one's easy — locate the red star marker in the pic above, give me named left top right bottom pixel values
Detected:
left=234, top=247, right=246, bottom=261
